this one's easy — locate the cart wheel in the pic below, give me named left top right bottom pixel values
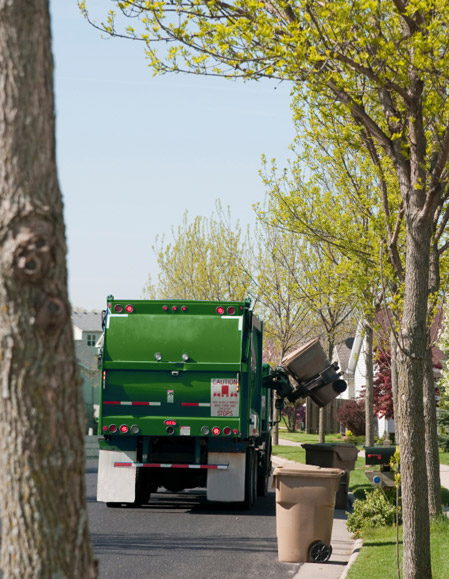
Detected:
left=309, top=541, right=332, bottom=563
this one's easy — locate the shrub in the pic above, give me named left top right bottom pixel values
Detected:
left=438, top=408, right=449, bottom=451
left=346, top=488, right=399, bottom=537
left=337, top=399, right=366, bottom=436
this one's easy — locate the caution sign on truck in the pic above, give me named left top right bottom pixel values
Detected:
left=211, top=378, right=239, bottom=417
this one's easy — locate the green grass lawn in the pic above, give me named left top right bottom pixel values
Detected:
left=346, top=517, right=449, bottom=579
left=439, top=449, right=449, bottom=466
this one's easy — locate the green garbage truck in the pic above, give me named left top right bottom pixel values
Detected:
left=96, top=296, right=346, bottom=508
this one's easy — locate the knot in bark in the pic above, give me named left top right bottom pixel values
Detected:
left=13, top=232, right=52, bottom=283
left=36, top=296, right=67, bottom=332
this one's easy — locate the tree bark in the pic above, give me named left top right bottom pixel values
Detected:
left=423, top=347, right=442, bottom=518
left=318, top=407, right=325, bottom=443
left=364, top=322, right=374, bottom=447
left=397, top=216, right=432, bottom=579
left=0, top=1, right=98, bottom=577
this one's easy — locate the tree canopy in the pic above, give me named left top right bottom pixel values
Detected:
left=82, top=2, right=449, bottom=575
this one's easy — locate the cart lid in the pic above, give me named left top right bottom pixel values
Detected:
left=273, top=464, right=344, bottom=478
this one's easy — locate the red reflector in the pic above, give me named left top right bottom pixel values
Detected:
left=109, top=424, right=117, bottom=433
left=114, top=304, right=123, bottom=313
left=102, top=425, right=108, bottom=432
left=227, top=306, right=236, bottom=315
left=216, top=307, right=225, bottom=315
left=120, top=424, right=129, bottom=434
left=223, top=426, right=232, bottom=436
left=233, top=429, right=239, bottom=435
left=212, top=427, right=221, bottom=436
left=125, top=304, right=134, bottom=313
left=165, top=420, right=177, bottom=426
left=162, top=305, right=169, bottom=311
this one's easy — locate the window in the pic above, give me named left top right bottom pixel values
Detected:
left=87, top=334, right=97, bottom=347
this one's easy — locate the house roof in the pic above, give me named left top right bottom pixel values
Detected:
left=72, top=311, right=103, bottom=332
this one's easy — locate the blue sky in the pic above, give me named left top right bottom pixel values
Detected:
left=51, top=1, right=295, bottom=310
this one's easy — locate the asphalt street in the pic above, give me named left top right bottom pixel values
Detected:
left=85, top=458, right=300, bottom=579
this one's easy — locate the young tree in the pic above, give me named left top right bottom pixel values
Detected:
left=0, top=2, right=97, bottom=576
left=146, top=204, right=254, bottom=301
left=81, top=3, right=449, bottom=575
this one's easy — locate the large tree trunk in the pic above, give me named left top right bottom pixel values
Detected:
left=423, top=347, right=441, bottom=518
left=0, top=1, right=98, bottom=577
left=364, top=321, right=374, bottom=447
left=397, top=217, right=432, bottom=578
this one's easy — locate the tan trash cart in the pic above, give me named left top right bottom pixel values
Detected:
left=272, top=464, right=344, bottom=563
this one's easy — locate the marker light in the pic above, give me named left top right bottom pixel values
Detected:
left=154, top=352, right=162, bottom=361
left=114, top=304, right=123, bottom=313
left=125, top=304, right=134, bottom=313
left=172, top=305, right=178, bottom=312
left=216, top=306, right=225, bottom=315
left=102, top=425, right=108, bottom=432
left=201, top=426, right=210, bottom=436
left=181, top=305, right=188, bottom=312
left=162, top=305, right=169, bottom=311
left=223, top=426, right=232, bottom=436
left=109, top=424, right=117, bottom=433
left=120, top=424, right=129, bottom=434
left=233, top=429, right=239, bottom=435
left=165, top=420, right=177, bottom=426
left=182, top=353, right=189, bottom=362
left=212, top=427, right=221, bottom=436
left=227, top=306, right=236, bottom=315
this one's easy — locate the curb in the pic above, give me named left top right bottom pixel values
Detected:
left=338, top=539, right=363, bottom=579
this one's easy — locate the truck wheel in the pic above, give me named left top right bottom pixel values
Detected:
left=257, top=438, right=272, bottom=497
left=242, top=447, right=257, bottom=509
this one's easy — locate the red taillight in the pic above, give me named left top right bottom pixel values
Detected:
left=125, top=304, right=134, bottom=313
left=216, top=306, right=225, bottom=315
left=114, top=304, right=123, bottom=313
left=227, top=306, right=236, bottom=315
left=165, top=420, right=177, bottom=426
left=223, top=426, right=232, bottom=436
left=109, top=424, right=117, bottom=433
left=120, top=424, right=129, bottom=434
left=212, top=426, right=221, bottom=436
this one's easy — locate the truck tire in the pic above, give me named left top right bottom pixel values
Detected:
left=257, top=438, right=272, bottom=497
left=241, top=447, right=257, bottom=510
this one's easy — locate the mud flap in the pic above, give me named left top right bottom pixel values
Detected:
left=207, top=452, right=245, bottom=502
left=97, top=448, right=137, bottom=503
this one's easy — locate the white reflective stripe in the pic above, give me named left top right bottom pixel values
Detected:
left=199, top=403, right=211, bottom=407
left=121, top=401, right=132, bottom=405
left=114, top=462, right=229, bottom=470
left=108, top=314, right=129, bottom=318
left=221, top=316, right=243, bottom=331
left=149, top=402, right=161, bottom=406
